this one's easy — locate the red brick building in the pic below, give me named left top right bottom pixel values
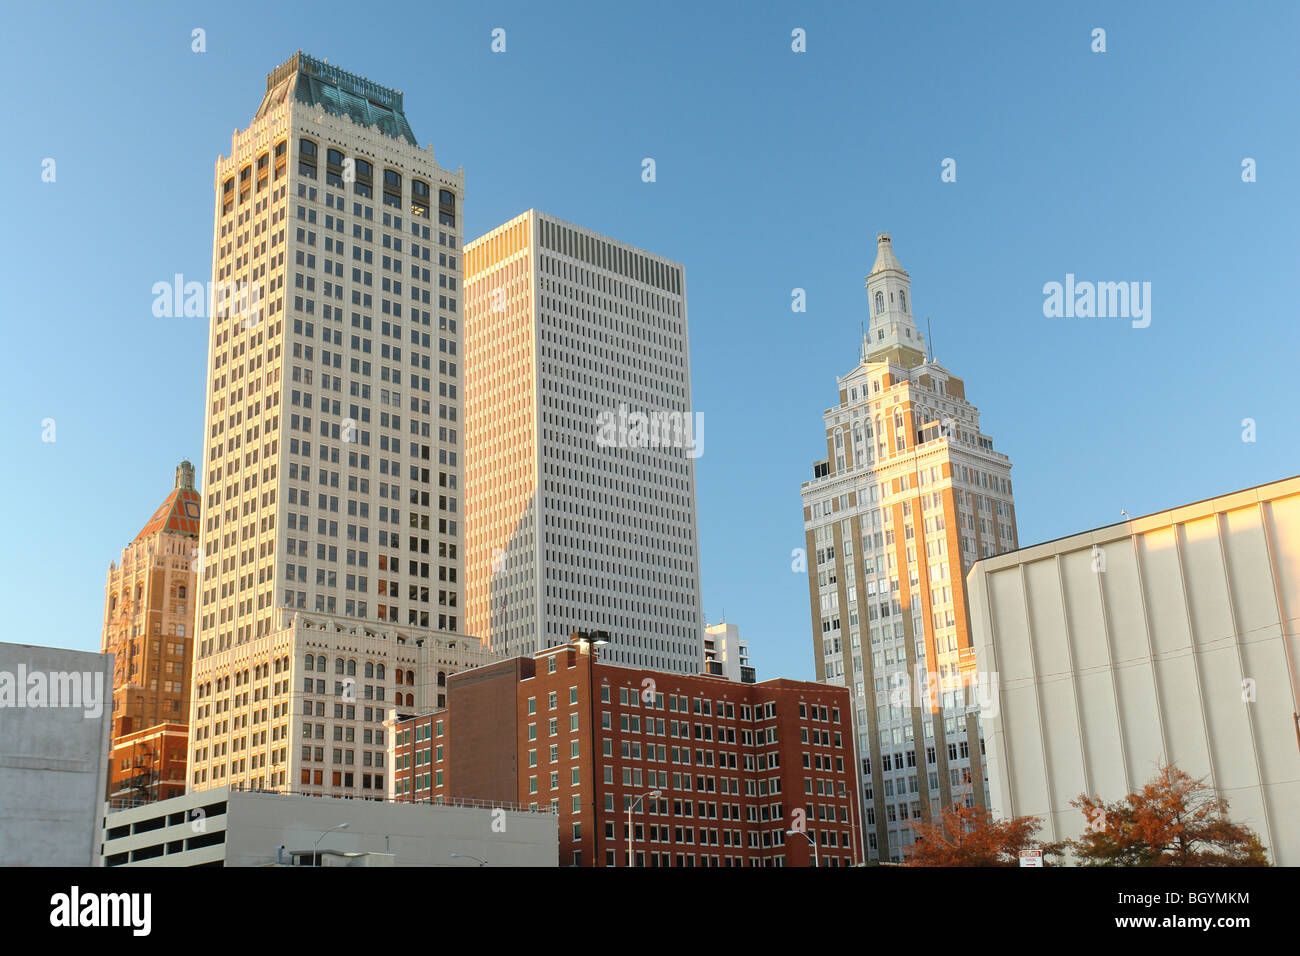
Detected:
left=388, top=635, right=863, bottom=866
left=109, top=723, right=190, bottom=804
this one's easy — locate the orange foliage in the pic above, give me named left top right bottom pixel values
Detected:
left=1068, top=764, right=1269, bottom=867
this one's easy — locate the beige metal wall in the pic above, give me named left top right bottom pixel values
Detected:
left=969, top=477, right=1300, bottom=865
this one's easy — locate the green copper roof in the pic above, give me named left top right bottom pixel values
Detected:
left=257, top=52, right=417, bottom=146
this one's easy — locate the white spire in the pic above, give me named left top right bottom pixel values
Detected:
left=864, top=234, right=925, bottom=365
left=869, top=233, right=907, bottom=278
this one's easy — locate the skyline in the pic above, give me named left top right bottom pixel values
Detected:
left=4, top=1, right=1298, bottom=687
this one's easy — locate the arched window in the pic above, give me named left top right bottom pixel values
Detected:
left=437, top=671, right=446, bottom=687
left=347, top=660, right=357, bottom=676
left=364, top=661, right=374, bottom=678
left=376, top=664, right=385, bottom=680
left=305, top=654, right=315, bottom=670
left=317, top=656, right=326, bottom=673
left=875, top=291, right=884, bottom=313
left=395, top=668, right=404, bottom=684
left=406, top=671, right=414, bottom=686
left=335, top=658, right=345, bottom=675
left=899, top=290, right=907, bottom=313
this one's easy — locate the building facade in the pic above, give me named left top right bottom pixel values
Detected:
left=102, top=461, right=200, bottom=802
left=111, top=723, right=190, bottom=806
left=703, top=621, right=755, bottom=683
left=189, top=52, right=485, bottom=799
left=102, top=786, right=556, bottom=867
left=969, top=475, right=1300, bottom=866
left=799, top=235, right=1018, bottom=862
left=463, top=211, right=705, bottom=673
left=388, top=637, right=862, bottom=867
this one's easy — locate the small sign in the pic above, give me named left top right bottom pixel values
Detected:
left=1019, top=849, right=1043, bottom=868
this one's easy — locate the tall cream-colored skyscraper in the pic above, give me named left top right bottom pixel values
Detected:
left=464, top=211, right=705, bottom=673
left=189, top=53, right=490, bottom=799
left=800, top=235, right=1019, bottom=862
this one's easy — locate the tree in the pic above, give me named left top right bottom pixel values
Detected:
left=904, top=800, right=1061, bottom=866
left=1067, top=764, right=1269, bottom=867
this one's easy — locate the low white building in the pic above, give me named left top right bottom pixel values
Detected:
left=969, top=476, right=1300, bottom=865
left=0, top=642, right=114, bottom=866
left=101, top=786, right=558, bottom=866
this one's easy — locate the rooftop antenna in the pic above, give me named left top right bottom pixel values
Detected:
left=926, top=316, right=934, bottom=363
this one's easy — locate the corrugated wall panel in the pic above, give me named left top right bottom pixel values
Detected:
left=1137, top=527, right=1190, bottom=658
left=1059, top=549, right=1109, bottom=671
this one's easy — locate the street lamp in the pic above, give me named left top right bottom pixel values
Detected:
left=787, top=828, right=820, bottom=868
left=314, top=822, right=349, bottom=866
left=627, top=789, right=662, bottom=867
left=451, top=853, right=488, bottom=867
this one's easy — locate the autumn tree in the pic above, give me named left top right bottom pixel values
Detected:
left=1066, top=764, right=1269, bottom=867
left=904, top=800, right=1060, bottom=866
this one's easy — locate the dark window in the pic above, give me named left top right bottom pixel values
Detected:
left=326, top=149, right=345, bottom=188
left=355, top=158, right=374, bottom=199
left=299, top=138, right=318, bottom=179
left=411, top=179, right=430, bottom=219
left=383, top=169, right=402, bottom=208
left=437, top=189, right=455, bottom=228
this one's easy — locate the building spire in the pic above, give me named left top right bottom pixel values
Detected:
left=869, top=233, right=907, bottom=278
left=864, top=233, right=926, bottom=367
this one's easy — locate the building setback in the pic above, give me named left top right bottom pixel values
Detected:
left=387, top=636, right=863, bottom=866
left=189, top=52, right=488, bottom=800
left=703, top=621, right=755, bottom=683
left=102, top=461, right=200, bottom=803
left=463, top=211, right=705, bottom=673
left=969, top=475, right=1300, bottom=866
left=800, top=235, right=1018, bottom=862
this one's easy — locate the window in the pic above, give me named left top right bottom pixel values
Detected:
left=411, top=179, right=430, bottom=218
left=299, top=138, right=318, bottom=179
left=354, top=158, right=374, bottom=198
left=326, top=148, right=345, bottom=187
left=874, top=291, right=884, bottom=313
left=438, top=188, right=456, bottom=227
left=383, top=169, right=402, bottom=208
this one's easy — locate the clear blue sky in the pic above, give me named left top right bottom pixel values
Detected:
left=2, top=1, right=1296, bottom=682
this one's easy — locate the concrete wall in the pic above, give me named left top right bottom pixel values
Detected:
left=969, top=477, right=1300, bottom=865
left=0, top=642, right=113, bottom=866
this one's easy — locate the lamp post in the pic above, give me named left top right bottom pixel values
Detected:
left=786, top=828, right=820, bottom=868
left=451, top=853, right=487, bottom=867
left=627, top=788, right=662, bottom=867
left=314, top=822, right=349, bottom=866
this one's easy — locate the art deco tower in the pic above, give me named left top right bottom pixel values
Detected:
left=800, top=235, right=1019, bottom=862
left=464, top=211, right=705, bottom=673
left=188, top=53, right=490, bottom=799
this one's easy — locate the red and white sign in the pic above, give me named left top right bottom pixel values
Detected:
left=1019, top=849, right=1043, bottom=867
